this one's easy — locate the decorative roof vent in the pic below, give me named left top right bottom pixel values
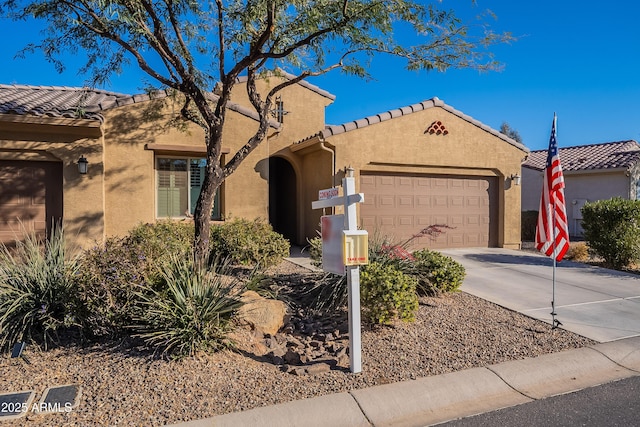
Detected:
left=425, top=121, right=448, bottom=135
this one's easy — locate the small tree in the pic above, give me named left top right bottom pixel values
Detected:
left=500, top=122, right=523, bottom=144
left=2, top=1, right=513, bottom=263
left=581, top=197, right=640, bottom=269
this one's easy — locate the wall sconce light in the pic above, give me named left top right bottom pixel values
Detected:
left=77, top=156, right=89, bottom=175
left=510, top=173, right=521, bottom=186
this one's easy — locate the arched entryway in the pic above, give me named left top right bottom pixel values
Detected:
left=269, top=157, right=298, bottom=243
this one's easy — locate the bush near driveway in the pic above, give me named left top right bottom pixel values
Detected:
left=360, top=261, right=419, bottom=325
left=581, top=197, right=640, bottom=269
left=412, top=249, right=466, bottom=295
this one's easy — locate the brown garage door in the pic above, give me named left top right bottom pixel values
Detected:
left=0, top=160, right=63, bottom=245
left=360, top=173, right=498, bottom=249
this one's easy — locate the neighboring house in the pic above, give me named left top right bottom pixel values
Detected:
left=0, top=77, right=528, bottom=250
left=522, top=140, right=640, bottom=237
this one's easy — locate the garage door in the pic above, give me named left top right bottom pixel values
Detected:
left=0, top=160, right=63, bottom=246
left=360, top=173, right=498, bottom=249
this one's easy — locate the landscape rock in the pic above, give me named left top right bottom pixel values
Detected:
left=305, top=362, right=331, bottom=375
left=238, top=290, right=287, bottom=336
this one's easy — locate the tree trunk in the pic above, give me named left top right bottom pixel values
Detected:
left=193, top=129, right=224, bottom=267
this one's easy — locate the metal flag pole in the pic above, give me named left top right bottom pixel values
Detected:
left=550, top=124, right=562, bottom=330
left=551, top=212, right=561, bottom=329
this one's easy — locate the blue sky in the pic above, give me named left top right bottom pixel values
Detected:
left=1, top=1, right=639, bottom=151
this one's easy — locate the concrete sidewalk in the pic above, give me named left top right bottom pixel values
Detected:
left=167, top=337, right=640, bottom=427
left=441, top=248, right=640, bottom=342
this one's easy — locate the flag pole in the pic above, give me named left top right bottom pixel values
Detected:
left=550, top=112, right=562, bottom=330
left=537, top=112, right=567, bottom=331
left=551, top=199, right=561, bottom=329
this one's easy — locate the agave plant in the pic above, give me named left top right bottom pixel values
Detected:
left=133, top=255, right=244, bottom=359
left=0, top=225, right=80, bottom=351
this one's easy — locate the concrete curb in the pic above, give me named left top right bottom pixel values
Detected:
left=166, top=338, right=640, bottom=427
left=350, top=367, right=531, bottom=427
left=166, top=392, right=369, bottom=427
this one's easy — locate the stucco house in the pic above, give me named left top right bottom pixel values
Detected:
left=522, top=140, right=640, bottom=237
left=0, top=76, right=528, bottom=250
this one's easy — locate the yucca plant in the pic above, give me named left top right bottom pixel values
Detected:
left=133, top=255, right=244, bottom=359
left=0, top=225, right=80, bottom=351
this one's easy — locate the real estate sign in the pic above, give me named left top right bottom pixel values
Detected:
left=321, top=214, right=345, bottom=275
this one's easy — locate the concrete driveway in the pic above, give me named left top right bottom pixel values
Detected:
left=440, top=248, right=640, bottom=342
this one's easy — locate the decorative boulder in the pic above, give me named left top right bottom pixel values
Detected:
left=238, top=291, right=287, bottom=336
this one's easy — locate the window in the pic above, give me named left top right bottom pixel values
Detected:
left=272, top=96, right=288, bottom=123
left=157, top=157, right=221, bottom=219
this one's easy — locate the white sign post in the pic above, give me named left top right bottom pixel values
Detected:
left=312, top=173, right=366, bottom=374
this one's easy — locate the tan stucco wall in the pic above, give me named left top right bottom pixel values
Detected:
left=102, top=95, right=284, bottom=238
left=288, top=141, right=335, bottom=242
left=0, top=116, right=105, bottom=249
left=230, top=77, right=333, bottom=150
left=298, top=107, right=527, bottom=248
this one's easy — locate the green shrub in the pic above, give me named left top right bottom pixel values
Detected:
left=306, top=236, right=323, bottom=268
left=0, top=226, right=80, bottom=350
left=412, top=249, right=466, bottom=295
left=76, top=221, right=195, bottom=337
left=132, top=255, right=244, bottom=359
left=128, top=221, right=194, bottom=280
left=360, top=261, right=419, bottom=325
left=76, top=236, right=150, bottom=337
left=210, top=218, right=289, bottom=268
left=582, top=198, right=640, bottom=269
left=521, top=210, right=539, bottom=241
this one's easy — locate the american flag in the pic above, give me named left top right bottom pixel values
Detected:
left=535, top=114, right=569, bottom=261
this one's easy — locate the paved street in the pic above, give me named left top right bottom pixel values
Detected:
left=441, top=376, right=640, bottom=427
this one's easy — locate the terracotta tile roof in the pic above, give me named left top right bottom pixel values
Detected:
left=0, top=84, right=281, bottom=128
left=308, top=97, right=528, bottom=152
left=523, top=140, right=640, bottom=172
left=0, top=84, right=130, bottom=121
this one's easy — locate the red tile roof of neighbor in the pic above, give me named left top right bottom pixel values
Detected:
left=523, top=140, right=640, bottom=172
left=0, top=84, right=281, bottom=128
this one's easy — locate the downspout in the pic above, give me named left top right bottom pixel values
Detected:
left=317, top=136, right=336, bottom=213
left=318, top=140, right=336, bottom=187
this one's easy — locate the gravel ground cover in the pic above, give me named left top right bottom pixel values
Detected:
left=1, top=260, right=595, bottom=427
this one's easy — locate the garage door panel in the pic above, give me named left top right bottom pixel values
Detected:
left=466, top=233, right=481, bottom=246
left=466, top=196, right=480, bottom=209
left=449, top=215, right=464, bottom=227
left=361, top=175, right=375, bottom=187
left=379, top=216, right=395, bottom=226
left=398, top=177, right=413, bottom=188
left=398, top=195, right=413, bottom=208
left=432, top=196, right=447, bottom=208
left=415, top=195, right=430, bottom=208
left=360, top=173, right=498, bottom=249
left=450, top=196, right=464, bottom=208
left=448, top=233, right=464, bottom=246
left=466, top=215, right=480, bottom=226
left=378, top=176, right=395, bottom=187
left=378, top=195, right=395, bottom=208
left=397, top=216, right=413, bottom=227
left=360, top=216, right=376, bottom=228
